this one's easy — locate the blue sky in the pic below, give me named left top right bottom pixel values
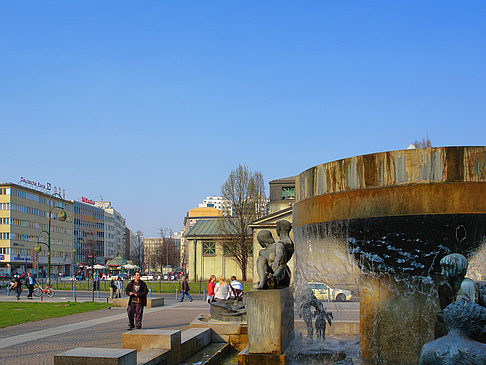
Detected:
left=1, top=1, right=485, bottom=236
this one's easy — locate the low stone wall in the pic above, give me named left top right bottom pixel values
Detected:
left=190, top=315, right=248, bottom=351
left=112, top=297, right=164, bottom=308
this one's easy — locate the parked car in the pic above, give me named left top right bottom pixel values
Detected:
left=308, top=282, right=352, bottom=302
left=141, top=275, right=154, bottom=281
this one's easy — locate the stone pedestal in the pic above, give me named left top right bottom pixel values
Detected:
left=246, top=287, right=294, bottom=354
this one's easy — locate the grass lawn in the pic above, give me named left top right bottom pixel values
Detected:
left=0, top=302, right=110, bottom=328
left=50, top=281, right=255, bottom=293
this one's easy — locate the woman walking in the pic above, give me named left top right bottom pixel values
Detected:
left=207, top=275, right=216, bottom=303
left=214, top=276, right=229, bottom=301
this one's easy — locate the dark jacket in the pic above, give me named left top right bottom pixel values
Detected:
left=125, top=279, right=149, bottom=306
left=25, top=276, right=36, bottom=287
left=13, top=277, right=22, bottom=294
left=182, top=280, right=190, bottom=293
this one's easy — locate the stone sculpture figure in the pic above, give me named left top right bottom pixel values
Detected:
left=419, top=300, right=486, bottom=365
left=256, top=220, right=294, bottom=289
left=299, top=291, right=322, bottom=340
left=315, top=305, right=333, bottom=341
left=435, top=253, right=484, bottom=339
left=299, top=289, right=333, bottom=342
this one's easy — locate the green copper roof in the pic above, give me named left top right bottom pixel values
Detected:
left=185, top=218, right=250, bottom=237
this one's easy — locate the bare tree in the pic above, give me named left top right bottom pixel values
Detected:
left=218, top=164, right=267, bottom=281
left=155, top=228, right=180, bottom=271
left=412, top=135, right=432, bottom=148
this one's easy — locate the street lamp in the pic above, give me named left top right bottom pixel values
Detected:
left=37, top=193, right=67, bottom=285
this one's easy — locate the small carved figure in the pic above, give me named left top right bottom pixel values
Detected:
left=299, top=289, right=333, bottom=342
left=315, top=306, right=333, bottom=341
left=419, top=300, right=486, bottom=365
left=256, top=220, right=294, bottom=289
left=435, top=253, right=483, bottom=338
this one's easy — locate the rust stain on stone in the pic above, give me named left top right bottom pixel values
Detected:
left=296, top=147, right=486, bottom=201
left=445, top=147, right=464, bottom=181
left=294, top=182, right=486, bottom=227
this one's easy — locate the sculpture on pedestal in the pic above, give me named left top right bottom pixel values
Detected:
left=256, top=220, right=294, bottom=289
left=419, top=300, right=486, bottom=365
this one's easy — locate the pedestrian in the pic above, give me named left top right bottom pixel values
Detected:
left=207, top=275, right=216, bottom=303
left=10, top=274, right=22, bottom=301
left=25, top=272, right=36, bottom=299
left=179, top=276, right=193, bottom=302
left=109, top=278, right=117, bottom=299
left=214, top=276, right=229, bottom=301
left=125, top=271, right=149, bottom=330
left=116, top=277, right=123, bottom=298
left=229, top=276, right=244, bottom=300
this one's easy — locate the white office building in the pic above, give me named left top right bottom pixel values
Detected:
left=198, top=196, right=232, bottom=216
left=94, top=201, right=126, bottom=260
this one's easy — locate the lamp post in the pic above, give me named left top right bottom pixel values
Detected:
left=37, top=193, right=67, bottom=285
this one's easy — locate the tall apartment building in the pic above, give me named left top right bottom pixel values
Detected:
left=94, top=201, right=126, bottom=261
left=198, top=196, right=232, bottom=216
left=0, top=183, right=73, bottom=276
left=73, top=199, right=104, bottom=266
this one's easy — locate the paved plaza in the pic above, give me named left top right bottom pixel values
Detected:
left=0, top=292, right=209, bottom=365
left=0, top=290, right=359, bottom=364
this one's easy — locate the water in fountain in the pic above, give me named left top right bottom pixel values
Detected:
left=291, top=213, right=486, bottom=364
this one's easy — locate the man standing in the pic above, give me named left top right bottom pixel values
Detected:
left=179, top=276, right=193, bottom=302
left=25, top=272, right=35, bottom=299
left=125, top=271, right=149, bottom=330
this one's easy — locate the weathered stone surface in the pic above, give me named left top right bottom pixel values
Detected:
left=246, top=287, right=294, bottom=354
left=189, top=316, right=248, bottom=350
left=136, top=349, right=169, bottom=365
left=180, top=328, right=211, bottom=361
left=209, top=299, right=247, bottom=321
left=54, top=347, right=136, bottom=365
left=122, top=329, right=181, bottom=364
left=181, top=342, right=230, bottom=365
left=112, top=297, right=164, bottom=308
left=238, top=346, right=286, bottom=365
left=360, top=275, right=437, bottom=365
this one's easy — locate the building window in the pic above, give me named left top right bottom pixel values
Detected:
left=202, top=241, right=216, bottom=255
left=223, top=242, right=235, bottom=255
left=282, top=186, right=295, bottom=199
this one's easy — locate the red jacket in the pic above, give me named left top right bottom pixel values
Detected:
left=208, top=281, right=215, bottom=296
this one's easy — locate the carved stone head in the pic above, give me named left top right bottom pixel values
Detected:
left=440, top=253, right=468, bottom=282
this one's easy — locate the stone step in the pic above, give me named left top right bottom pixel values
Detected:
left=123, top=329, right=181, bottom=364
left=180, top=342, right=231, bottom=365
left=54, top=347, right=137, bottom=365
left=180, top=328, right=212, bottom=361
left=136, top=348, right=170, bottom=365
